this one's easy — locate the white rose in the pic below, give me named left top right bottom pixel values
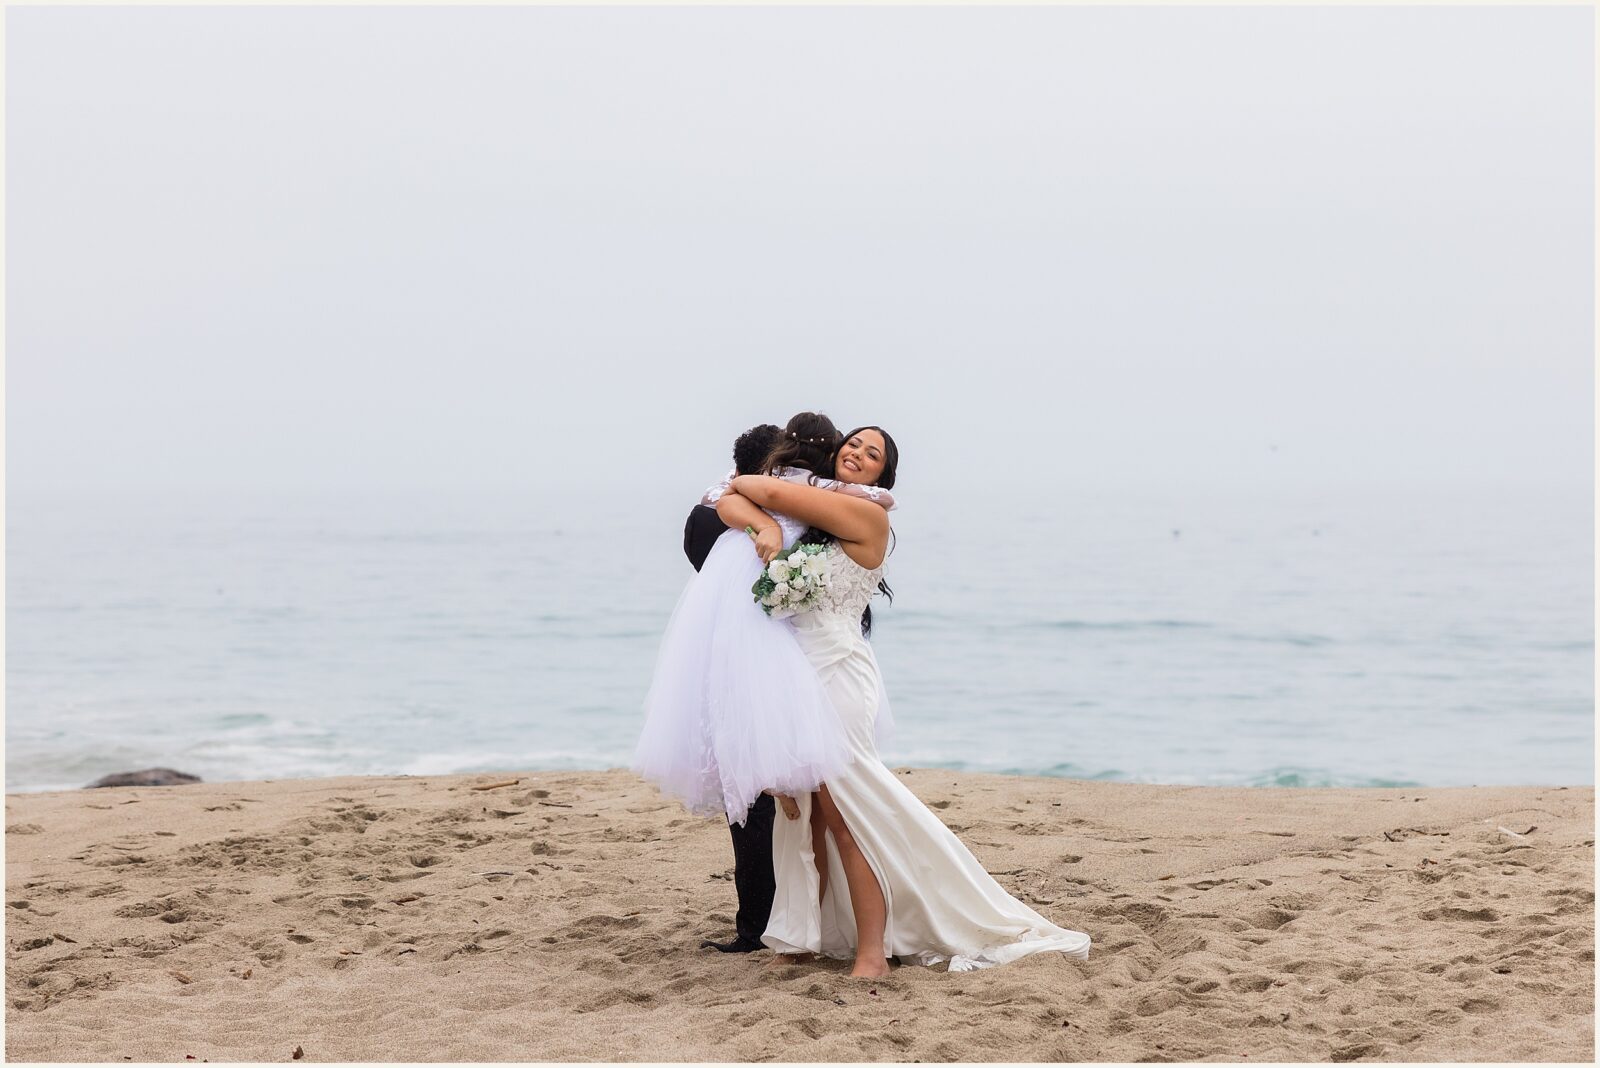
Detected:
left=768, top=559, right=791, bottom=580
left=772, top=581, right=791, bottom=599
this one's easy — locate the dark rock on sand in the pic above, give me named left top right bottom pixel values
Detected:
left=85, top=768, right=203, bottom=789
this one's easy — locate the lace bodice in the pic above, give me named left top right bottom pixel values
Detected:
left=812, top=543, right=884, bottom=622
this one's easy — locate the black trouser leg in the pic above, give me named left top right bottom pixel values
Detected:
left=727, top=792, right=777, bottom=943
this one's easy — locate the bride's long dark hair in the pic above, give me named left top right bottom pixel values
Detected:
left=798, top=425, right=899, bottom=637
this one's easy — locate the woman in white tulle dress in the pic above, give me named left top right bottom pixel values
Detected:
left=632, top=413, right=896, bottom=827
left=713, top=427, right=1092, bottom=977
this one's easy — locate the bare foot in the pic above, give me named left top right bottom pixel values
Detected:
left=766, top=952, right=814, bottom=968
left=849, top=957, right=892, bottom=979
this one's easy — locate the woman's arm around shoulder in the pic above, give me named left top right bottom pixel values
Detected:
left=730, top=475, right=889, bottom=563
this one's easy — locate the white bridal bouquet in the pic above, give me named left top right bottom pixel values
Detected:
left=751, top=543, right=830, bottom=619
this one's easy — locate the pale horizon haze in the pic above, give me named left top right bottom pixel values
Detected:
left=6, top=5, right=1593, bottom=513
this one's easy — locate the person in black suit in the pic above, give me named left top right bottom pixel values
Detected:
left=684, top=422, right=784, bottom=953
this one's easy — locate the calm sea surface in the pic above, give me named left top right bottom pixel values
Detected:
left=6, top=484, right=1592, bottom=792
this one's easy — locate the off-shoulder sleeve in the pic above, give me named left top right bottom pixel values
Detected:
left=812, top=477, right=897, bottom=511
left=700, top=467, right=738, bottom=506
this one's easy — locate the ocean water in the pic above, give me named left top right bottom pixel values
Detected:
left=6, top=484, right=1592, bottom=792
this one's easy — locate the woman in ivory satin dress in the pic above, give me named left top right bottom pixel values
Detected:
left=713, top=428, right=1091, bottom=978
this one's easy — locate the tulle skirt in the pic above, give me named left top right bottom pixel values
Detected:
left=632, top=531, right=853, bottom=826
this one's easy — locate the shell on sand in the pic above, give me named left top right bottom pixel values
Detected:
left=3, top=771, right=1593, bottom=1062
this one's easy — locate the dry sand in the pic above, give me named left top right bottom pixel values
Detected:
left=4, top=770, right=1593, bottom=1062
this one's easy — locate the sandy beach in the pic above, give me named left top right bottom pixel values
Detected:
left=4, top=770, right=1592, bottom=1062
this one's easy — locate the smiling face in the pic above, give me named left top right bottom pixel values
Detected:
left=834, top=429, right=888, bottom=485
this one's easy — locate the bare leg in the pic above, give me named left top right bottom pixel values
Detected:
left=814, top=784, right=890, bottom=978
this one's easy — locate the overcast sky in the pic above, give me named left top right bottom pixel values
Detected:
left=8, top=5, right=1593, bottom=508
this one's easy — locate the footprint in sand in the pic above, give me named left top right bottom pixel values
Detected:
left=1244, top=907, right=1299, bottom=931
left=1135, top=989, right=1183, bottom=1016
left=574, top=986, right=654, bottom=1014
left=1420, top=907, right=1499, bottom=922
left=1186, top=877, right=1238, bottom=891
left=111, top=898, right=197, bottom=924
left=1332, top=1042, right=1386, bottom=1061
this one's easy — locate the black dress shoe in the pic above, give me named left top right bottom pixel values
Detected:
left=700, top=936, right=765, bottom=953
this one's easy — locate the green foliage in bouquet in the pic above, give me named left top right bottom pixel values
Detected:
left=751, top=542, right=830, bottom=617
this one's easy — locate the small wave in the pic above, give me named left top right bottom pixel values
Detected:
left=215, top=712, right=273, bottom=728
left=392, top=749, right=630, bottom=778
left=5, top=781, right=90, bottom=794
left=1236, top=767, right=1423, bottom=789
left=892, top=758, right=1110, bottom=780
left=10, top=603, right=87, bottom=615
left=885, top=759, right=1426, bottom=789
left=1226, top=632, right=1337, bottom=648
left=1025, top=620, right=1213, bottom=632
